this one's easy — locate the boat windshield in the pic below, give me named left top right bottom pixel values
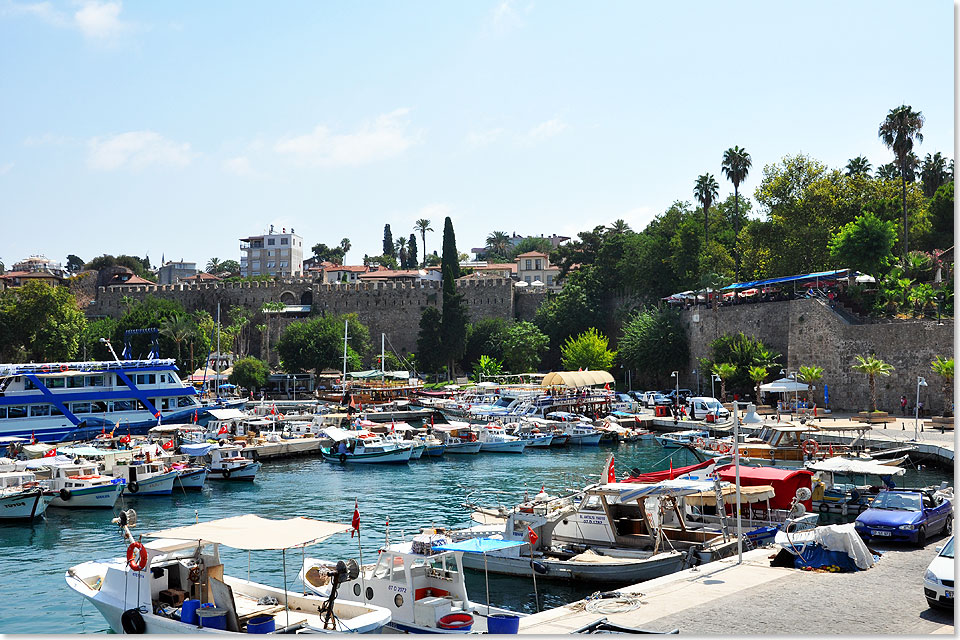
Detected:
left=870, top=491, right=921, bottom=511
left=939, top=537, right=954, bottom=559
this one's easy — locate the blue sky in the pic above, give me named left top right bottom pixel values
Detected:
left=0, top=1, right=953, bottom=271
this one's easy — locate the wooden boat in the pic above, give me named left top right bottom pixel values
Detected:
left=24, top=457, right=125, bottom=508
left=0, top=469, right=53, bottom=520
left=318, top=427, right=412, bottom=464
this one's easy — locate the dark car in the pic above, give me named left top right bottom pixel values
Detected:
left=854, top=489, right=953, bottom=546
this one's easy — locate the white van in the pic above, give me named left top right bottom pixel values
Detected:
left=685, top=396, right=730, bottom=419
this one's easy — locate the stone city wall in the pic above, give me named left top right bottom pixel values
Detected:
left=681, top=299, right=954, bottom=414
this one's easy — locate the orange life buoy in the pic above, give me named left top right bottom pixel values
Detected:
left=127, top=541, right=147, bottom=571
left=694, top=437, right=706, bottom=448
left=718, top=443, right=731, bottom=454
left=709, top=441, right=720, bottom=451
left=802, top=439, right=819, bottom=456
left=60, top=364, right=68, bottom=372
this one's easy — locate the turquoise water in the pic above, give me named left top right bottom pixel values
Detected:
left=0, top=442, right=949, bottom=634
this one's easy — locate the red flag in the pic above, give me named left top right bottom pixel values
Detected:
left=430, top=414, right=434, bottom=426
left=390, top=420, right=395, bottom=432
left=351, top=500, right=360, bottom=538
left=30, top=431, right=36, bottom=445
left=527, top=526, right=538, bottom=547
left=43, top=447, right=57, bottom=458
left=101, top=425, right=106, bottom=435
left=218, top=425, right=228, bottom=435
left=271, top=404, right=277, bottom=415
left=162, top=440, right=174, bottom=450
left=604, top=383, right=610, bottom=391
left=606, top=455, right=615, bottom=483
left=193, top=410, right=198, bottom=424
left=669, top=458, right=674, bottom=478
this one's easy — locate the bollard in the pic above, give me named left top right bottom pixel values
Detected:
left=902, top=423, right=905, bottom=430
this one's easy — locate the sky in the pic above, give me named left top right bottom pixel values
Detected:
left=0, top=1, right=954, bottom=271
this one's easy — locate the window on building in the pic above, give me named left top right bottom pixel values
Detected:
left=267, top=261, right=276, bottom=268
left=535, top=259, right=542, bottom=269
left=547, top=275, right=554, bottom=285
left=525, top=259, right=532, bottom=270
left=280, top=261, right=288, bottom=267
left=525, top=276, right=532, bottom=283
left=268, top=238, right=275, bottom=245
left=281, top=238, right=289, bottom=245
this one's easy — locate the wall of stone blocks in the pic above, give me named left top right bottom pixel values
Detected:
left=514, top=290, right=548, bottom=322
left=680, top=299, right=954, bottom=413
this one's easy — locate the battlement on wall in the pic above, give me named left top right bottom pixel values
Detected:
left=98, top=276, right=514, bottom=296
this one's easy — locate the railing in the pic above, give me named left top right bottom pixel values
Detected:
left=0, top=359, right=177, bottom=377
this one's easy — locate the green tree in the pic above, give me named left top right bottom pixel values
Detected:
left=414, top=219, right=433, bottom=267
left=693, top=173, right=719, bottom=245
left=921, top=152, right=950, bottom=198
left=879, top=105, right=925, bottom=260
left=395, top=236, right=408, bottom=269
left=312, top=243, right=346, bottom=265
left=113, top=296, right=188, bottom=362
left=461, top=317, right=508, bottom=371
left=439, top=217, right=468, bottom=375
left=206, top=257, right=221, bottom=273
left=339, top=238, right=351, bottom=263
left=363, top=253, right=399, bottom=270
left=275, top=314, right=368, bottom=373
left=748, top=365, right=768, bottom=403
left=229, top=356, right=271, bottom=392
left=608, top=219, right=631, bottom=235
left=216, top=259, right=241, bottom=275
left=533, top=277, right=604, bottom=368
left=502, top=321, right=549, bottom=373
left=798, top=365, right=824, bottom=405
left=260, top=301, right=285, bottom=365
left=928, top=181, right=953, bottom=246
left=383, top=224, right=395, bottom=258
left=721, top=145, right=752, bottom=280
left=617, top=308, right=689, bottom=389
left=930, top=355, right=954, bottom=416
left=851, top=354, right=894, bottom=412
left=408, top=233, right=418, bottom=269
left=560, top=328, right=616, bottom=371
left=0, top=281, right=87, bottom=362
left=511, top=236, right=553, bottom=258
left=699, top=332, right=780, bottom=398
left=845, top=156, right=872, bottom=178
left=472, top=355, right=504, bottom=381
left=158, top=314, right=193, bottom=366
left=712, top=362, right=737, bottom=401
left=79, top=316, right=119, bottom=361
left=485, top=231, right=512, bottom=260
left=828, top=211, right=898, bottom=278
left=66, top=254, right=85, bottom=273
left=417, top=306, right=444, bottom=373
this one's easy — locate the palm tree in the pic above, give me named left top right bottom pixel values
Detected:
left=693, top=173, right=719, bottom=245
left=159, top=315, right=193, bottom=365
left=921, top=152, right=949, bottom=197
left=877, top=162, right=899, bottom=181
left=748, top=365, right=768, bottom=405
left=712, top=362, right=737, bottom=402
left=845, top=156, right=872, bottom=178
left=608, top=219, right=631, bottom=235
left=339, top=238, right=351, bottom=263
left=879, top=105, right=925, bottom=260
left=485, top=231, right=512, bottom=259
left=414, top=219, right=433, bottom=267
left=798, top=365, right=824, bottom=405
left=721, top=146, right=752, bottom=281
left=260, top=301, right=285, bottom=365
left=930, top=355, right=954, bottom=417
left=206, top=257, right=221, bottom=274
left=851, top=355, right=895, bottom=412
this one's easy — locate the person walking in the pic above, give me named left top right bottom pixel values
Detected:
left=900, top=395, right=908, bottom=416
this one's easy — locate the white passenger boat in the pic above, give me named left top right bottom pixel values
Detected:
left=65, top=512, right=393, bottom=634
left=106, top=457, right=179, bottom=496
left=478, top=424, right=527, bottom=453
left=300, top=535, right=523, bottom=633
left=561, top=422, right=602, bottom=446
left=319, top=427, right=413, bottom=464
left=24, top=456, right=125, bottom=508
left=0, top=469, right=54, bottom=520
left=506, top=423, right=553, bottom=447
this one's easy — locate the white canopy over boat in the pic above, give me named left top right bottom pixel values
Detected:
left=686, top=484, right=777, bottom=507
left=600, top=479, right=719, bottom=501
left=206, top=408, right=248, bottom=420
left=320, top=426, right=371, bottom=442
left=807, top=457, right=907, bottom=476
left=147, top=514, right=352, bottom=550
left=542, top=370, right=615, bottom=388
left=759, top=378, right=810, bottom=392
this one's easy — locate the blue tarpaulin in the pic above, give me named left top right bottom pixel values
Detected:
left=181, top=443, right=217, bottom=457
left=720, top=269, right=851, bottom=291
left=434, top=538, right=526, bottom=554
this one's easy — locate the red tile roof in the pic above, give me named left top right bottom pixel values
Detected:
left=183, top=272, right=222, bottom=281
left=515, top=251, right=548, bottom=258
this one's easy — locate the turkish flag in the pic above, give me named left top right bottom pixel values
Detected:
left=162, top=440, right=174, bottom=450
left=604, top=383, right=610, bottom=391
left=43, top=447, right=57, bottom=458
left=527, top=526, right=538, bottom=547
left=606, top=454, right=615, bottom=483
left=217, top=425, right=228, bottom=435
left=351, top=499, right=360, bottom=538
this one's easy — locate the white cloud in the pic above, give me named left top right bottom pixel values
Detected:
left=0, top=162, right=13, bottom=175
left=2, top=1, right=132, bottom=42
left=87, top=131, right=195, bottom=171
left=525, top=117, right=567, bottom=143
left=274, top=109, right=417, bottom=167
left=223, top=155, right=263, bottom=178
left=465, top=128, right=504, bottom=149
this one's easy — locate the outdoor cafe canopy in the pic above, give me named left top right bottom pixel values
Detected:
left=541, top=370, right=615, bottom=388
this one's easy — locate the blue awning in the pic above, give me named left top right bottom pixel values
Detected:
left=434, top=537, right=526, bottom=554
left=720, top=269, right=850, bottom=291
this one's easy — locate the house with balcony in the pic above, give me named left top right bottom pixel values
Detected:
left=515, top=251, right=561, bottom=290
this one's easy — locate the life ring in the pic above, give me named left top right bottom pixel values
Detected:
left=59, top=488, right=72, bottom=501
left=709, top=441, right=720, bottom=452
left=120, top=608, right=146, bottom=634
left=718, top=443, right=731, bottom=454
left=128, top=481, right=139, bottom=494
left=802, top=439, right=819, bottom=456
left=126, top=542, right=147, bottom=571
left=694, top=438, right=705, bottom=448
left=223, top=468, right=232, bottom=479
left=60, top=364, right=68, bottom=372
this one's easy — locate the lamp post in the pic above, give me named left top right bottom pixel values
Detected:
left=99, top=337, right=121, bottom=364
left=788, top=371, right=798, bottom=412
left=693, top=369, right=700, bottom=396
left=915, top=376, right=928, bottom=441
left=711, top=373, right=721, bottom=400
left=671, top=371, right=679, bottom=409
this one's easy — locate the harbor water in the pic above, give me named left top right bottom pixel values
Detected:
left=0, top=442, right=950, bottom=634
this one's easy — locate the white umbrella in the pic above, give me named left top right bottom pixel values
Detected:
left=759, top=377, right=810, bottom=393
left=515, top=281, right=529, bottom=287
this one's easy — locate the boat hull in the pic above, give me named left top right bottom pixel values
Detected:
left=460, top=549, right=686, bottom=584
left=125, top=471, right=179, bottom=496
left=423, top=444, right=446, bottom=457
left=0, top=489, right=51, bottom=520
left=174, top=468, right=208, bottom=490
left=50, top=483, right=123, bottom=509
left=321, top=448, right=413, bottom=464
left=479, top=440, right=527, bottom=453
left=443, top=441, right=482, bottom=454
left=208, top=462, right=261, bottom=480
left=566, top=432, right=602, bottom=446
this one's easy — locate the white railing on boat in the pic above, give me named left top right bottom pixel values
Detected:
left=0, top=359, right=177, bottom=377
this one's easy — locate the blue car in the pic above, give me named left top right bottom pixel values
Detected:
left=854, top=489, right=953, bottom=547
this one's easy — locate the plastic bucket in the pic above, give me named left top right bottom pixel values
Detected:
left=247, top=615, right=276, bottom=634
left=197, top=605, right=227, bottom=630
left=180, top=599, right=201, bottom=626
left=487, top=614, right=520, bottom=634
left=437, top=613, right=473, bottom=631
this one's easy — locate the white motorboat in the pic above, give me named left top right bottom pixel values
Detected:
left=654, top=429, right=710, bottom=449
left=432, top=424, right=482, bottom=454
left=207, top=443, right=261, bottom=481
left=65, top=512, right=393, bottom=634
left=171, top=462, right=209, bottom=490
left=24, top=456, right=125, bottom=508
left=562, top=422, right=602, bottom=446
left=0, top=469, right=54, bottom=520
left=319, top=427, right=413, bottom=464
left=505, top=423, right=553, bottom=448
left=300, top=535, right=524, bottom=633
left=106, top=456, right=179, bottom=496
left=477, top=425, right=527, bottom=453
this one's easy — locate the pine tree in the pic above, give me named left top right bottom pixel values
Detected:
left=439, top=217, right=467, bottom=377
left=408, top=233, right=419, bottom=269
left=383, top=224, right=395, bottom=257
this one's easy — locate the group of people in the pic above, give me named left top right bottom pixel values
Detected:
left=899, top=395, right=925, bottom=416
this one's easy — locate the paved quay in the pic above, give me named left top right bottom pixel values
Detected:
left=517, top=541, right=955, bottom=635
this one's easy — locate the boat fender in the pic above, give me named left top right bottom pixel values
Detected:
left=120, top=608, right=146, bottom=634
left=849, top=489, right=861, bottom=504
left=818, top=502, right=829, bottom=513
left=339, top=453, right=347, bottom=464
left=128, top=481, right=139, bottom=494
left=126, top=542, right=148, bottom=571
left=59, top=488, right=72, bottom=501
left=530, top=561, right=548, bottom=575
left=223, top=469, right=232, bottom=479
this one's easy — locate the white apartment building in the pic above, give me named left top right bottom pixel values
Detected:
left=240, top=225, right=304, bottom=277
left=516, top=251, right=562, bottom=290
left=157, top=260, right=197, bottom=284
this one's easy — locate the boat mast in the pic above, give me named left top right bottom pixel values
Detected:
left=216, top=302, right=221, bottom=401
left=341, top=319, right=349, bottom=380
left=381, top=333, right=385, bottom=384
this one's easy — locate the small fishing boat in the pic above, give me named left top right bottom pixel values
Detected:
left=807, top=456, right=908, bottom=517
left=655, top=429, right=710, bottom=449
left=505, top=423, right=553, bottom=448
left=477, top=424, right=527, bottom=453
left=319, top=427, right=413, bottom=464
left=561, top=422, right=602, bottom=446
left=107, top=457, right=179, bottom=496
left=171, top=463, right=209, bottom=490
left=300, top=533, right=524, bottom=633
left=23, top=456, right=125, bottom=508
left=418, top=433, right=446, bottom=457
left=0, top=469, right=54, bottom=520
left=432, top=424, right=483, bottom=454
left=206, top=443, right=261, bottom=481
left=65, top=512, right=393, bottom=634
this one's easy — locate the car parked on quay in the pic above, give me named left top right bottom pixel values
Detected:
left=854, top=489, right=953, bottom=547
left=923, top=534, right=954, bottom=609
